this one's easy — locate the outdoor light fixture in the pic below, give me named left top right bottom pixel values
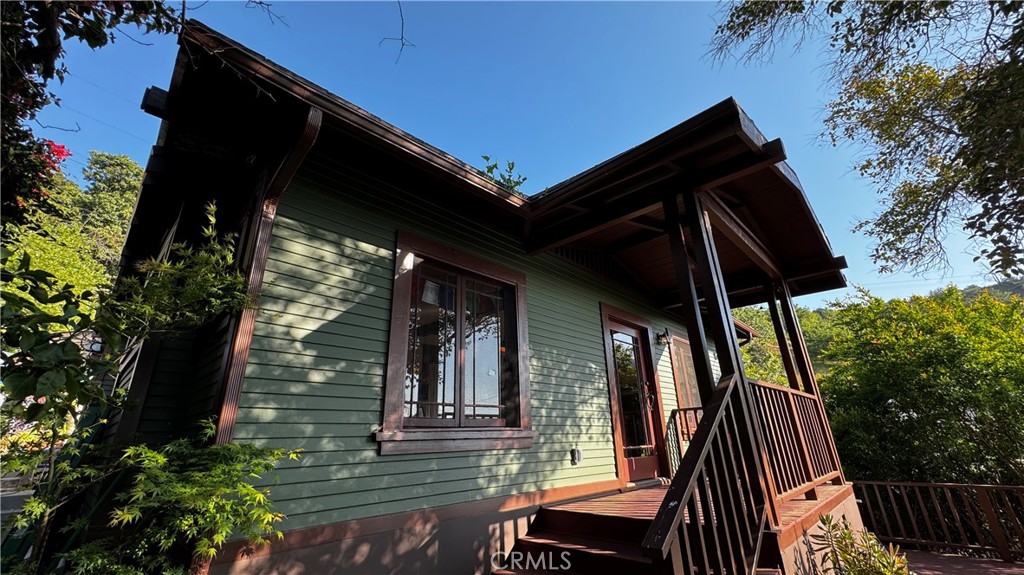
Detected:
left=656, top=328, right=671, bottom=346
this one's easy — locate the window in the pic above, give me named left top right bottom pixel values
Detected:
left=377, top=232, right=532, bottom=455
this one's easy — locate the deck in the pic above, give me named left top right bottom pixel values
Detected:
left=905, top=551, right=1024, bottom=575
left=547, top=485, right=668, bottom=520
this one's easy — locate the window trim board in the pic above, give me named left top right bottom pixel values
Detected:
left=378, top=231, right=532, bottom=454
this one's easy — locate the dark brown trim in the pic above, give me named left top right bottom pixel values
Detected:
left=396, top=231, right=527, bottom=285
left=701, top=190, right=782, bottom=280
left=184, top=23, right=527, bottom=212
left=214, top=105, right=323, bottom=445
left=212, top=478, right=624, bottom=565
left=379, top=231, right=532, bottom=454
left=776, top=484, right=855, bottom=549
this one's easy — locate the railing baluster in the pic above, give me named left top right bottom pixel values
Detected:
left=959, top=487, right=989, bottom=552
left=943, top=486, right=970, bottom=547
left=644, top=375, right=768, bottom=574
left=928, top=485, right=954, bottom=546
left=914, top=485, right=938, bottom=544
left=900, top=486, right=922, bottom=542
left=706, top=437, right=739, bottom=575
left=873, top=484, right=894, bottom=538
left=885, top=484, right=909, bottom=540
left=998, top=489, right=1024, bottom=546
left=856, top=484, right=877, bottom=534
left=854, top=482, right=1023, bottom=563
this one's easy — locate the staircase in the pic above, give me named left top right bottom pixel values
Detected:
left=493, top=485, right=669, bottom=575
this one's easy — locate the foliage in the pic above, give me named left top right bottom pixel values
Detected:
left=733, top=305, right=837, bottom=385
left=808, top=514, right=912, bottom=575
left=2, top=174, right=111, bottom=317
left=0, top=1, right=177, bottom=223
left=482, top=155, right=528, bottom=196
left=113, top=203, right=251, bottom=338
left=819, top=287, right=1024, bottom=484
left=1, top=203, right=247, bottom=426
left=959, top=278, right=1024, bottom=303
left=57, top=421, right=299, bottom=575
left=76, top=152, right=145, bottom=275
left=712, top=1, right=1024, bottom=277
left=733, top=305, right=788, bottom=384
left=0, top=204, right=252, bottom=573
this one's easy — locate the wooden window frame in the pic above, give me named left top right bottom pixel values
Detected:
left=376, top=231, right=533, bottom=455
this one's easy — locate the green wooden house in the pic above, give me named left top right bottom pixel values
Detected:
left=116, top=21, right=863, bottom=575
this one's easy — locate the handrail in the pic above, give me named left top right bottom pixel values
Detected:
left=854, top=481, right=1024, bottom=563
left=749, top=379, right=842, bottom=509
left=643, top=374, right=767, bottom=574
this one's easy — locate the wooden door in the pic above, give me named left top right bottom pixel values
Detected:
left=608, top=321, right=661, bottom=481
left=671, top=336, right=702, bottom=440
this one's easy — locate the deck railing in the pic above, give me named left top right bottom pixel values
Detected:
left=666, top=407, right=705, bottom=476
left=644, top=374, right=767, bottom=574
left=749, top=381, right=842, bottom=507
left=854, top=481, right=1024, bottom=563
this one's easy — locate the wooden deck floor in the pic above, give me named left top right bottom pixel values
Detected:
left=904, top=551, right=1024, bottom=575
left=777, top=483, right=849, bottom=526
left=547, top=486, right=668, bottom=520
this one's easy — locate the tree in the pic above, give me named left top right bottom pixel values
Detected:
left=2, top=152, right=144, bottom=314
left=1, top=205, right=263, bottom=574
left=712, top=1, right=1024, bottom=277
left=819, top=287, right=1024, bottom=484
left=733, top=305, right=837, bottom=384
left=76, top=151, right=144, bottom=275
left=0, top=1, right=177, bottom=224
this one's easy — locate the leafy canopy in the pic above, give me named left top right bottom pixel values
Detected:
left=819, top=287, right=1024, bottom=484
left=0, top=1, right=177, bottom=223
left=712, top=1, right=1024, bottom=277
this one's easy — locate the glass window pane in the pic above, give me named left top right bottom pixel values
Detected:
left=464, top=278, right=506, bottom=420
left=613, top=331, right=652, bottom=456
left=405, top=259, right=458, bottom=421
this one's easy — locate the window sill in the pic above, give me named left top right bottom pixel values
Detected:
left=375, top=428, right=536, bottom=455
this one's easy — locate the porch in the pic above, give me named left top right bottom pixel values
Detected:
left=495, top=486, right=1023, bottom=575
left=495, top=368, right=851, bottom=575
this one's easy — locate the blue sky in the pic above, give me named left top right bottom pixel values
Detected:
left=35, top=1, right=994, bottom=308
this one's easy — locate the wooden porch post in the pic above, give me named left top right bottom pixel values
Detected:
left=777, top=281, right=846, bottom=483
left=663, top=188, right=779, bottom=526
left=764, top=284, right=801, bottom=391
left=777, top=283, right=816, bottom=396
left=662, top=193, right=716, bottom=405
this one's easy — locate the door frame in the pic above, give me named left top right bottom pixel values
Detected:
left=599, top=303, right=669, bottom=486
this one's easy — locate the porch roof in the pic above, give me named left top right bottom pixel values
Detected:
left=130, top=20, right=846, bottom=308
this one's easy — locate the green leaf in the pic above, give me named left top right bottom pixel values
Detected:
left=36, top=369, right=66, bottom=396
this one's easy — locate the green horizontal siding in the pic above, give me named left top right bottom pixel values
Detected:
left=235, top=147, right=696, bottom=533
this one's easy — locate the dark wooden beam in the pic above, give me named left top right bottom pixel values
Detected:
left=141, top=86, right=169, bottom=120
left=527, top=180, right=676, bottom=254
left=765, top=284, right=801, bottom=391
left=700, top=190, right=782, bottom=280
left=662, top=193, right=716, bottom=405
left=692, top=138, right=785, bottom=192
left=215, top=105, right=323, bottom=445
left=528, top=139, right=786, bottom=254
left=680, top=191, right=740, bottom=377
left=606, top=229, right=666, bottom=253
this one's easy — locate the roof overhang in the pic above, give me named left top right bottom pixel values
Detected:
left=127, top=20, right=846, bottom=309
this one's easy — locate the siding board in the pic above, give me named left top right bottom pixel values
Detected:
left=233, top=151, right=696, bottom=532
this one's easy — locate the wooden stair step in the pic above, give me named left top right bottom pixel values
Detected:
left=533, top=508, right=652, bottom=545
left=516, top=530, right=655, bottom=573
